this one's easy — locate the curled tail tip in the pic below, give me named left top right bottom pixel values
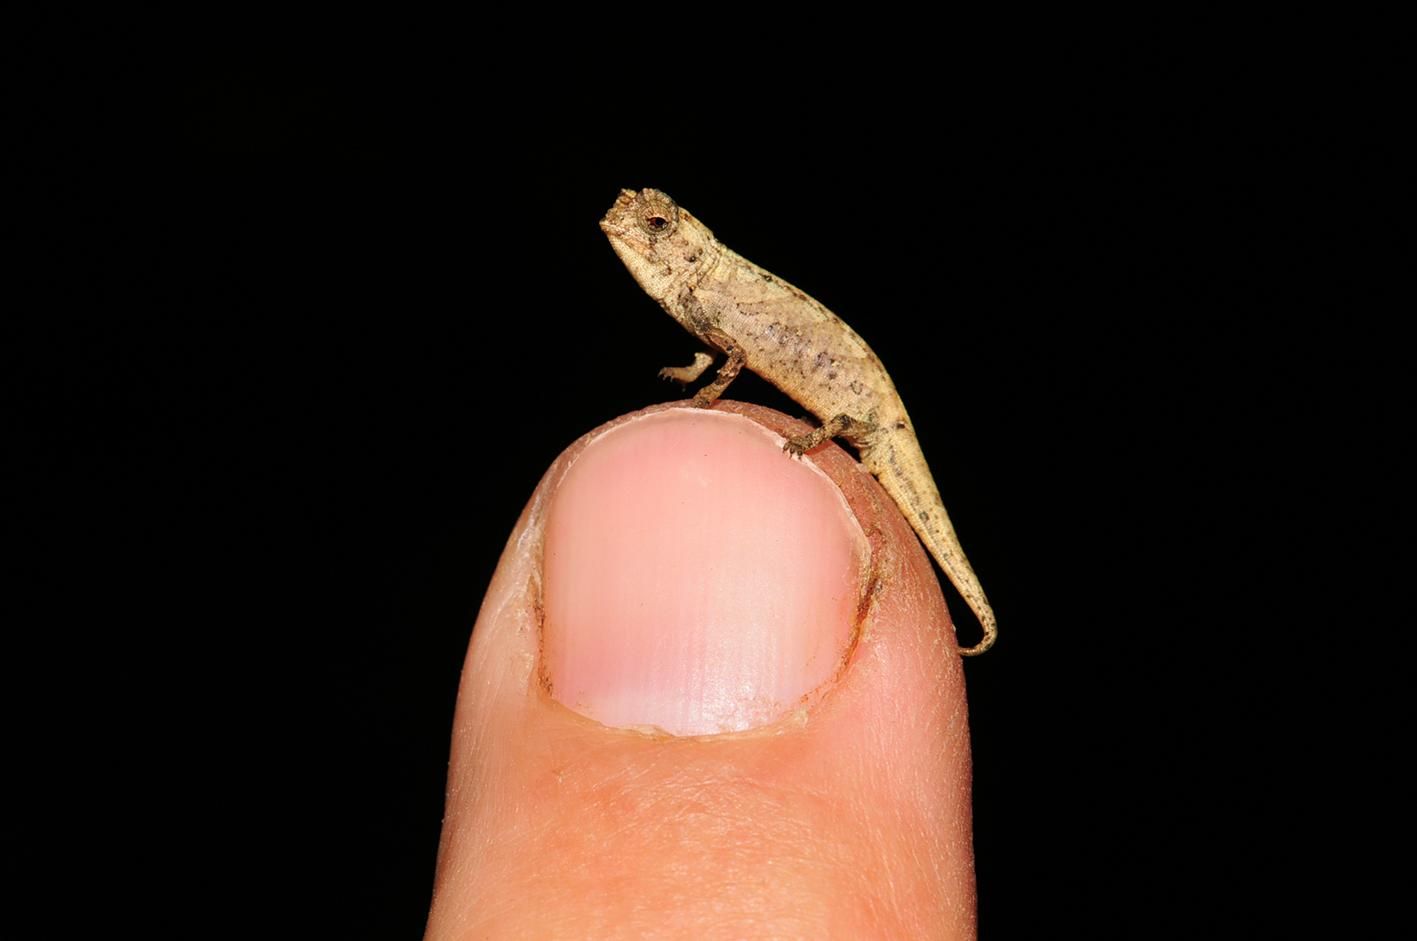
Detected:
left=958, top=625, right=997, bottom=657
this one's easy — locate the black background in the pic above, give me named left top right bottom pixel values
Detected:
left=12, top=26, right=1402, bottom=939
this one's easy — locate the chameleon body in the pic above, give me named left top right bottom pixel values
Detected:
left=600, top=188, right=996, bottom=656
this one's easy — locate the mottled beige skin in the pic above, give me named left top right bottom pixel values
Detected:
left=600, top=188, right=997, bottom=656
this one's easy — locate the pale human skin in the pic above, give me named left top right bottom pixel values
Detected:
left=600, top=189, right=996, bottom=656
left=425, top=403, right=976, bottom=939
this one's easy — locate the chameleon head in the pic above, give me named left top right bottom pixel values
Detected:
left=600, top=188, right=717, bottom=306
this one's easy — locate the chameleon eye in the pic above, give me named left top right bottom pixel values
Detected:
left=634, top=190, right=679, bottom=238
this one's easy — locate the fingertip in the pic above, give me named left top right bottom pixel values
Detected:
left=431, top=402, right=976, bottom=937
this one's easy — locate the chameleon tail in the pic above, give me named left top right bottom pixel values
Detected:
left=868, top=438, right=997, bottom=656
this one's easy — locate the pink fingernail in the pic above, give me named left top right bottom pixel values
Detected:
left=542, top=409, right=866, bottom=736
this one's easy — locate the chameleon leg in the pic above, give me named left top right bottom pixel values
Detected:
left=690, top=328, right=746, bottom=408
left=784, top=413, right=874, bottom=457
left=659, top=352, right=715, bottom=385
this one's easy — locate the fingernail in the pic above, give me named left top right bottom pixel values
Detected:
left=542, top=409, right=866, bottom=736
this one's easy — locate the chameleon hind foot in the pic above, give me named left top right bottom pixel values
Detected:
left=783, top=413, right=872, bottom=458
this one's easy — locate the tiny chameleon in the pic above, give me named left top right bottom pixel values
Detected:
left=600, top=188, right=997, bottom=656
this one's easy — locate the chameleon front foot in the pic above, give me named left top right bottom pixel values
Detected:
left=658, top=352, right=715, bottom=386
left=687, top=330, right=745, bottom=408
